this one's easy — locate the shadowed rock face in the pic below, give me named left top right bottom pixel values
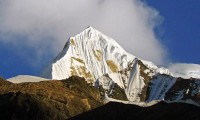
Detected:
left=0, top=92, right=66, bottom=120
left=165, top=77, right=200, bottom=102
left=0, top=76, right=104, bottom=120
left=69, top=101, right=200, bottom=120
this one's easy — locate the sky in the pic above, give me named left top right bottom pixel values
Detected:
left=0, top=0, right=199, bottom=79
left=146, top=0, right=200, bottom=64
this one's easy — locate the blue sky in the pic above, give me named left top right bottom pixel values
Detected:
left=0, top=0, right=199, bottom=79
left=146, top=0, right=200, bottom=63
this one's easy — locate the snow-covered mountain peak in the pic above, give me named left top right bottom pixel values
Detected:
left=42, top=27, right=200, bottom=104
left=42, top=27, right=175, bottom=102
left=43, top=27, right=135, bottom=81
left=68, top=26, right=124, bottom=49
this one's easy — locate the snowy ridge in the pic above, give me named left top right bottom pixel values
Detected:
left=167, top=63, right=200, bottom=79
left=103, top=94, right=160, bottom=107
left=8, top=75, right=49, bottom=83
left=142, top=60, right=172, bottom=76
left=42, top=27, right=200, bottom=105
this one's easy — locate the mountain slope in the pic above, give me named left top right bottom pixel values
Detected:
left=1, top=76, right=200, bottom=120
left=0, top=92, right=66, bottom=120
left=0, top=77, right=11, bottom=86
left=0, top=76, right=103, bottom=119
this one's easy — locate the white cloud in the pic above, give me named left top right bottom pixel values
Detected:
left=0, top=0, right=166, bottom=65
left=167, top=63, right=200, bottom=79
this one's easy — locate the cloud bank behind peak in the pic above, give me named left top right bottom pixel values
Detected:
left=0, top=0, right=166, bottom=65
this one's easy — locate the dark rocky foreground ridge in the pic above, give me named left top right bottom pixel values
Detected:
left=0, top=76, right=104, bottom=120
left=1, top=76, right=200, bottom=120
left=69, top=101, right=200, bottom=120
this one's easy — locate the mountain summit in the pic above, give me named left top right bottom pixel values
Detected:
left=42, top=26, right=134, bottom=80
left=42, top=27, right=200, bottom=105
